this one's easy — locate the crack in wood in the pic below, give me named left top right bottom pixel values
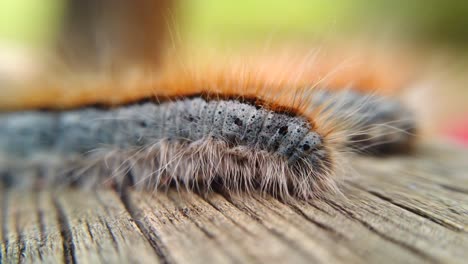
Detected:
left=325, top=199, right=439, bottom=264
left=350, top=182, right=467, bottom=232
left=104, top=221, right=119, bottom=251
left=36, top=198, right=46, bottom=261
left=167, top=193, right=255, bottom=263
left=85, top=222, right=95, bottom=243
left=289, top=204, right=347, bottom=239
left=1, top=190, right=9, bottom=260
left=201, top=195, right=255, bottom=236
left=222, top=194, right=324, bottom=262
left=366, top=189, right=466, bottom=232
left=53, top=196, right=77, bottom=264
left=438, top=184, right=468, bottom=195
left=15, top=209, right=27, bottom=263
left=119, top=188, right=173, bottom=264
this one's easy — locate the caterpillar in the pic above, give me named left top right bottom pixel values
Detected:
left=0, top=1, right=417, bottom=200
left=0, top=57, right=417, bottom=200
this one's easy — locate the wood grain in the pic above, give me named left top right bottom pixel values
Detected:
left=1, top=143, right=468, bottom=263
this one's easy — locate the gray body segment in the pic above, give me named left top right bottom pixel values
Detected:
left=0, top=98, right=321, bottom=164
left=0, top=90, right=416, bottom=160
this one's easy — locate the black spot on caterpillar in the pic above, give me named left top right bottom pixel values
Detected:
left=0, top=89, right=416, bottom=200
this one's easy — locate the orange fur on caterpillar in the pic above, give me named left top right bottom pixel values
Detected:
left=0, top=44, right=416, bottom=111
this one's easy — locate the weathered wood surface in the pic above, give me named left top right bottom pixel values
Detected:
left=1, top=143, right=468, bottom=264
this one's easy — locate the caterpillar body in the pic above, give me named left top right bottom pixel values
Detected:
left=0, top=80, right=416, bottom=199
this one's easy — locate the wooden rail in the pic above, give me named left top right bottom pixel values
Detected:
left=1, top=143, right=467, bottom=263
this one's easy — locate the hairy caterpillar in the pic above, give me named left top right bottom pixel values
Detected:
left=0, top=55, right=417, bottom=200
left=0, top=2, right=417, bottom=200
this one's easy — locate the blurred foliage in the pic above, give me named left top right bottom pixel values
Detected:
left=364, top=1, right=468, bottom=44
left=179, top=0, right=468, bottom=46
left=179, top=0, right=355, bottom=42
left=0, top=0, right=64, bottom=45
left=1, top=0, right=468, bottom=46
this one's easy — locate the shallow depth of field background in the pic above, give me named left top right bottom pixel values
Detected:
left=1, top=0, right=468, bottom=145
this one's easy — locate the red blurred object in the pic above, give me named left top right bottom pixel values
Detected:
left=443, top=116, right=468, bottom=147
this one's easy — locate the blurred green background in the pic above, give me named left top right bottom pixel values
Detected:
left=180, top=0, right=468, bottom=46
left=2, top=0, right=468, bottom=46
left=0, top=0, right=63, bottom=46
